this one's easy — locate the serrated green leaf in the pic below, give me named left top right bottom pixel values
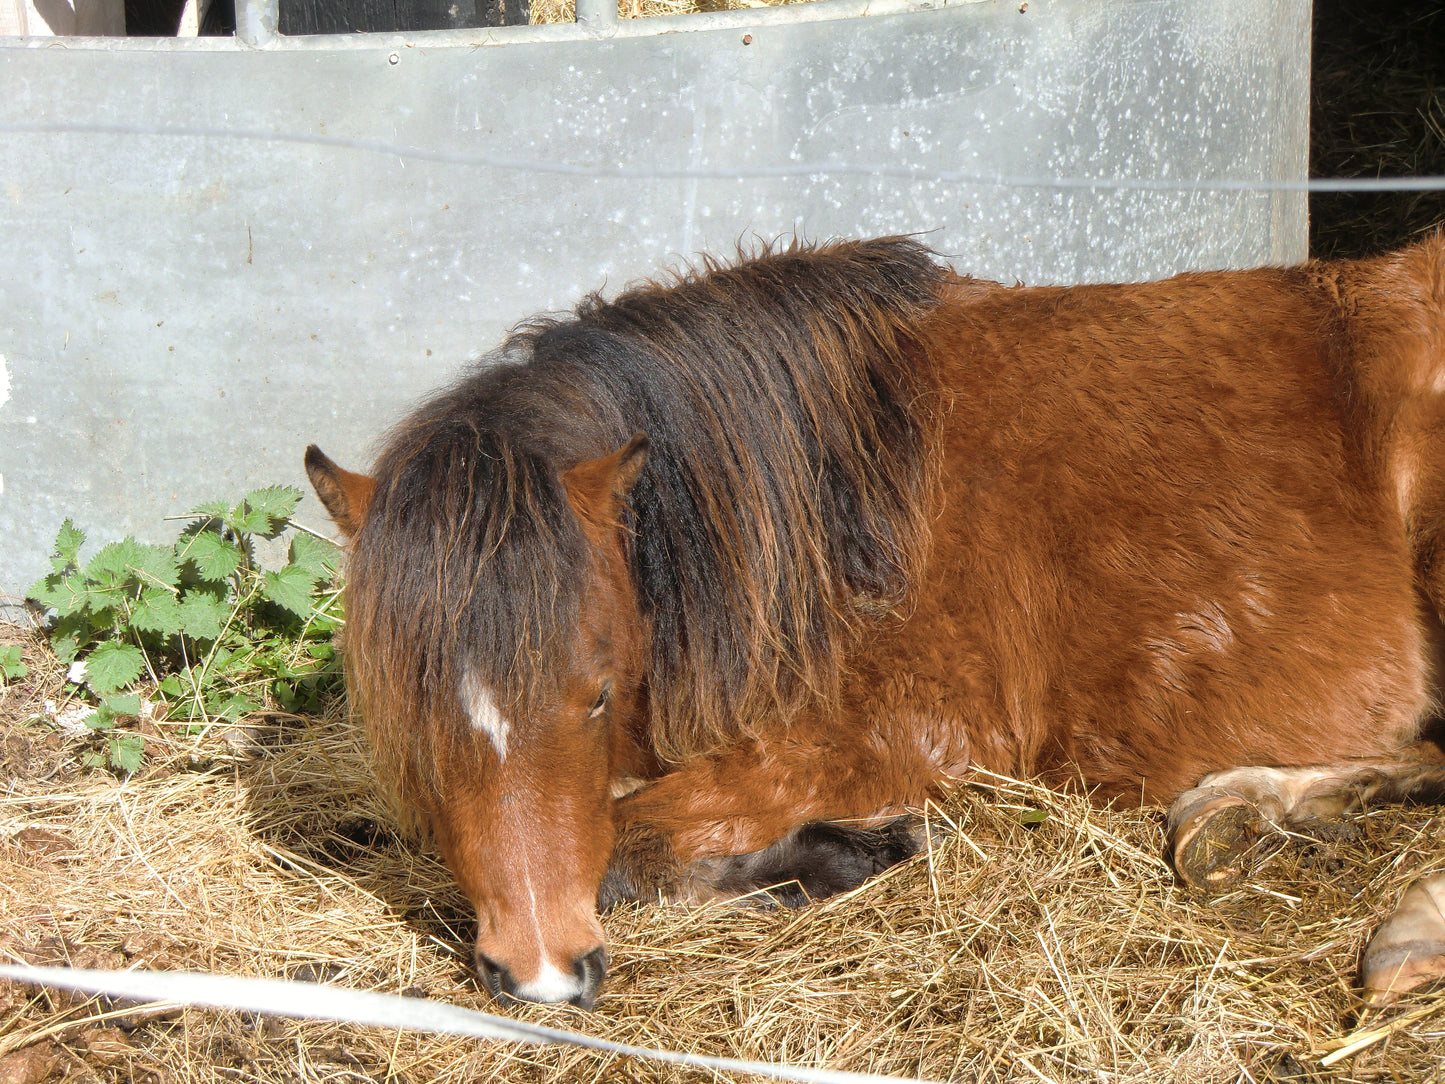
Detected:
left=157, top=674, right=185, bottom=698
left=54, top=519, right=86, bottom=567
left=82, top=750, right=107, bottom=769
left=177, top=592, right=229, bottom=641
left=109, top=735, right=146, bottom=775
left=210, top=693, right=260, bottom=722
left=85, top=539, right=144, bottom=583
left=103, top=692, right=143, bottom=716
left=130, top=587, right=184, bottom=637
left=127, top=543, right=180, bottom=590
left=289, top=533, right=341, bottom=582
left=83, top=541, right=145, bottom=612
left=46, top=519, right=87, bottom=576
left=83, top=640, right=145, bottom=696
left=49, top=626, right=83, bottom=665
left=83, top=710, right=110, bottom=730
left=26, top=573, right=64, bottom=610
left=231, top=506, right=274, bottom=538
left=1, top=645, right=28, bottom=681
left=27, top=571, right=91, bottom=617
left=240, top=486, right=302, bottom=538
left=190, top=500, right=231, bottom=519
left=226, top=507, right=268, bottom=536
left=86, top=539, right=178, bottom=591
left=262, top=564, right=317, bottom=619
left=179, top=530, right=245, bottom=582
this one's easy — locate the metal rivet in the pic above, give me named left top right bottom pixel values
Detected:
left=388, top=52, right=400, bottom=65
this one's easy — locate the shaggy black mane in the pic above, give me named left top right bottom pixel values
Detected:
left=346, top=238, right=948, bottom=800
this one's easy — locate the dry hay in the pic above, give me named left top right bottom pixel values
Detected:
left=527, top=0, right=800, bottom=25
left=1, top=623, right=1443, bottom=1084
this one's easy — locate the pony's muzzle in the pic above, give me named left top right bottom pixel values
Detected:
left=475, top=945, right=607, bottom=1010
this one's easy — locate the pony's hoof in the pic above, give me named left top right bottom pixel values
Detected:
left=1361, top=873, right=1445, bottom=1003
left=1170, top=794, right=1271, bottom=890
left=767, top=818, right=920, bottom=905
left=632, top=817, right=923, bottom=909
left=718, top=817, right=921, bottom=908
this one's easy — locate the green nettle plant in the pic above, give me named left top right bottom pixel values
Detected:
left=26, top=487, right=344, bottom=773
left=0, top=645, right=27, bottom=680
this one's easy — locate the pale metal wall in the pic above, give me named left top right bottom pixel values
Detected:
left=0, top=0, right=1310, bottom=598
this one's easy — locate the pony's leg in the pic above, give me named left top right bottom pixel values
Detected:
left=1167, top=753, right=1445, bottom=1002
left=599, top=817, right=921, bottom=910
left=1167, top=752, right=1445, bottom=887
left=602, top=731, right=946, bottom=906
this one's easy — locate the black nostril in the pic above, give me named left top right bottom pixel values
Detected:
left=474, top=952, right=513, bottom=1002
left=569, top=946, right=608, bottom=1010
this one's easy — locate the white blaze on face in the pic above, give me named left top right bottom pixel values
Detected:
left=460, top=668, right=511, bottom=760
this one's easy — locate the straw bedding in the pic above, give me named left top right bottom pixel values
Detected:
left=2, top=622, right=1442, bottom=1083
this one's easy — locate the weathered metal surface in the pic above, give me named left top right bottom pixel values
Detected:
left=0, top=0, right=1309, bottom=597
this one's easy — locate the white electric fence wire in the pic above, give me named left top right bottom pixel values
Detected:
left=0, top=965, right=940, bottom=1084
left=4, top=120, right=1445, bottom=193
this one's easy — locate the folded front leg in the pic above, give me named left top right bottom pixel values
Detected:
left=602, top=727, right=945, bottom=907
left=600, top=816, right=922, bottom=910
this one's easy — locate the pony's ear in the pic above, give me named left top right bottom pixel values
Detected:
left=304, top=444, right=376, bottom=539
left=561, top=433, right=650, bottom=530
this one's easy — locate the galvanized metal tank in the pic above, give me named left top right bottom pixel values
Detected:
left=0, top=0, right=1308, bottom=597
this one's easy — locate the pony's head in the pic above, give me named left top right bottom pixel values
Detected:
left=305, top=432, right=652, bottom=1009
left=305, top=238, right=946, bottom=1007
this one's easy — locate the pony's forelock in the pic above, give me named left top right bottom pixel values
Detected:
left=345, top=417, right=591, bottom=811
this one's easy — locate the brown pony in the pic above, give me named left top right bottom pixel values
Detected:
left=306, top=236, right=1445, bottom=1010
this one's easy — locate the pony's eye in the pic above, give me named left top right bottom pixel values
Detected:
left=588, top=681, right=614, bottom=720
